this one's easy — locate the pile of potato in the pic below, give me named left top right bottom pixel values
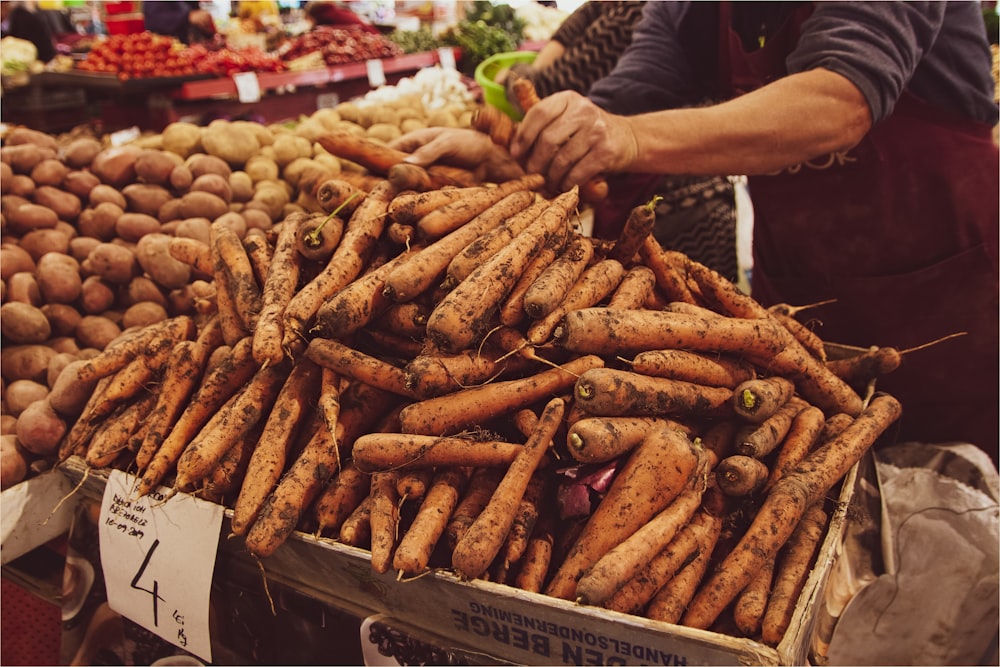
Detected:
left=0, top=92, right=475, bottom=489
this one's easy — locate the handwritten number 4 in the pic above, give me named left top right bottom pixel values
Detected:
left=130, top=538, right=165, bottom=626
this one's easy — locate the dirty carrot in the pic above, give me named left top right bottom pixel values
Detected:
left=566, top=416, right=693, bottom=464
left=606, top=265, right=657, bottom=310
left=715, top=455, right=770, bottom=496
left=825, top=345, right=903, bottom=384
left=368, top=470, right=400, bottom=574
left=764, top=405, right=827, bottom=490
left=608, top=196, right=659, bottom=265
left=573, top=367, right=733, bottom=418
left=522, top=233, right=595, bottom=320
left=85, top=391, right=157, bottom=469
left=212, top=224, right=262, bottom=331
left=399, top=353, right=603, bottom=436
left=416, top=174, right=546, bottom=239
left=295, top=211, right=345, bottom=262
left=496, top=472, right=546, bottom=581
left=168, top=237, right=214, bottom=276
left=446, top=467, right=504, bottom=550
left=545, top=424, right=701, bottom=601
left=472, top=104, right=517, bottom=147
left=212, top=244, right=251, bottom=345
left=373, top=301, right=430, bottom=339
left=72, top=316, right=196, bottom=385
left=351, top=433, right=525, bottom=472
left=736, top=395, right=809, bottom=459
left=683, top=254, right=769, bottom=320
left=681, top=393, right=901, bottom=630
left=317, top=178, right=366, bottom=216
left=393, top=466, right=470, bottom=576
left=242, top=229, right=273, bottom=287
left=397, top=468, right=435, bottom=503
left=230, top=358, right=323, bottom=536
left=512, top=505, right=557, bottom=593
left=383, top=189, right=536, bottom=303
left=252, top=212, right=306, bottom=367
left=83, top=343, right=172, bottom=425
left=316, top=129, right=412, bottom=174
left=339, top=495, right=373, bottom=547
left=732, top=376, right=797, bottom=423
left=769, top=308, right=827, bottom=361
left=387, top=162, right=434, bottom=192
left=732, top=555, right=776, bottom=637
left=314, top=461, right=370, bottom=537
left=387, top=185, right=486, bottom=225
left=498, top=223, right=569, bottom=327
left=629, top=348, right=756, bottom=389
left=304, top=338, right=415, bottom=399
left=525, top=255, right=626, bottom=345
left=637, top=235, right=697, bottom=304
left=452, top=397, right=564, bottom=579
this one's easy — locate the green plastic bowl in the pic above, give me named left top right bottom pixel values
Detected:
left=474, top=51, right=538, bottom=120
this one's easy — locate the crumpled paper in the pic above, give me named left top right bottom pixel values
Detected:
left=819, top=442, right=999, bottom=666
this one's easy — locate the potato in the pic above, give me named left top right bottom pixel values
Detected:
left=174, top=216, right=212, bottom=244
left=88, top=183, right=127, bottom=209
left=33, top=185, right=82, bottom=221
left=135, top=233, right=191, bottom=289
left=122, top=183, right=173, bottom=218
left=74, top=315, right=121, bottom=350
left=1, top=434, right=29, bottom=490
left=190, top=172, right=233, bottom=203
left=15, top=398, right=66, bottom=457
left=179, top=190, right=229, bottom=221
left=115, top=212, right=161, bottom=242
left=169, top=163, right=194, bottom=192
left=35, top=252, right=83, bottom=304
left=122, top=275, right=167, bottom=307
left=0, top=415, right=16, bottom=435
left=41, top=303, right=82, bottom=337
left=19, top=227, right=70, bottom=261
left=233, top=119, right=274, bottom=147
left=311, top=151, right=342, bottom=176
left=249, top=183, right=289, bottom=220
left=7, top=173, right=35, bottom=197
left=211, top=211, right=247, bottom=239
left=161, top=121, right=203, bottom=158
left=241, top=207, right=272, bottom=231
left=281, top=157, right=315, bottom=188
left=67, top=236, right=100, bottom=263
left=1, top=344, right=58, bottom=382
left=185, top=153, right=232, bottom=180
left=201, top=120, right=261, bottom=167
left=0, top=161, right=12, bottom=193
left=1, top=143, right=51, bottom=174
left=270, top=133, right=304, bottom=167
left=85, top=242, right=139, bottom=284
left=293, top=118, right=328, bottom=142
left=426, top=109, right=460, bottom=128
left=47, top=336, right=80, bottom=356
left=121, top=300, right=168, bottom=329
left=6, top=203, right=58, bottom=234
left=0, top=301, right=51, bottom=343
left=6, top=272, right=41, bottom=305
left=135, top=148, right=182, bottom=185
left=4, top=379, right=49, bottom=416
left=5, top=127, right=58, bottom=151
left=45, top=351, right=77, bottom=387
left=228, top=170, right=254, bottom=203
left=77, top=201, right=124, bottom=241
left=78, top=275, right=116, bottom=314
left=62, top=137, right=103, bottom=169
left=244, top=154, right=280, bottom=182
left=90, top=144, right=141, bottom=187
left=0, top=243, right=36, bottom=281
left=62, top=170, right=101, bottom=199
left=30, top=158, right=70, bottom=187
left=46, top=358, right=96, bottom=416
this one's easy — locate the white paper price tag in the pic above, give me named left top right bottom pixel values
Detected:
left=366, top=58, right=386, bottom=88
left=437, top=47, right=456, bottom=70
left=232, top=71, right=261, bottom=103
left=99, top=470, right=223, bottom=663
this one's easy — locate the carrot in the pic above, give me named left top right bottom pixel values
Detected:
left=313, top=245, right=421, bottom=339
left=339, top=494, right=373, bottom=547
left=732, top=555, right=775, bottom=637
left=644, top=506, right=724, bottom=624
left=637, top=236, right=697, bottom=304
left=715, top=455, right=770, bottom=496
left=545, top=424, right=702, bottom=601
left=606, top=265, right=657, bottom=310
left=602, top=508, right=714, bottom=616
left=608, top=196, right=659, bottom=265
left=566, top=416, right=694, bottom=464
left=820, top=411, right=855, bottom=442
left=425, top=189, right=577, bottom=353
left=664, top=300, right=726, bottom=319
left=82, top=343, right=173, bottom=425
left=282, top=180, right=398, bottom=350
left=498, top=221, right=570, bottom=327
left=472, top=104, right=517, bottom=147
left=304, top=338, right=415, bottom=399
left=397, top=468, right=435, bottom=503
left=316, top=129, right=412, bottom=174
left=736, top=396, right=809, bottom=459
left=383, top=189, right=536, bottom=303
left=399, top=353, right=603, bottom=436
left=386, top=220, right=416, bottom=246
left=681, top=393, right=901, bottom=630
left=445, top=467, right=504, bottom=550
left=452, top=397, right=564, bottom=579
left=427, top=164, right=482, bottom=189
left=136, top=336, right=257, bottom=496
left=683, top=254, right=769, bottom=320
left=764, top=405, right=826, bottom=490
left=825, top=345, right=903, bottom=384
left=72, top=316, right=197, bottom=385
left=372, top=302, right=430, bottom=339
left=522, top=233, right=595, bottom=320
left=333, top=380, right=403, bottom=461
left=242, top=229, right=273, bottom=287
left=556, top=307, right=864, bottom=417
left=629, top=348, right=756, bottom=389
left=760, top=503, right=828, bottom=645
left=393, top=466, right=470, bottom=576
left=316, top=178, right=366, bottom=216
left=527, top=258, right=629, bottom=346
left=85, top=391, right=157, bottom=468
left=495, top=472, right=546, bottom=582
left=573, top=368, right=733, bottom=419
left=212, top=224, right=262, bottom=331
left=769, top=308, right=827, bottom=362
left=173, top=361, right=290, bottom=492
left=512, top=504, right=557, bottom=593
left=732, top=376, right=797, bottom=423
left=201, top=420, right=260, bottom=505
left=252, top=212, right=306, bottom=367
left=698, top=419, right=739, bottom=469
left=415, top=174, right=546, bottom=239
left=509, top=75, right=542, bottom=114
left=351, top=433, right=525, bottom=473
left=367, top=470, right=400, bottom=574
left=230, top=358, right=323, bottom=536
left=388, top=162, right=434, bottom=192
left=168, top=237, right=214, bottom=276
left=295, top=211, right=345, bottom=262
left=444, top=198, right=549, bottom=288
left=575, top=476, right=707, bottom=607
left=212, top=243, right=251, bottom=345
left=313, top=460, right=370, bottom=537
left=387, top=186, right=486, bottom=226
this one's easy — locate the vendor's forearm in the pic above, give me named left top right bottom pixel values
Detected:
left=625, top=69, right=872, bottom=176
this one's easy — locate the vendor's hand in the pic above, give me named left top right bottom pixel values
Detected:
left=391, top=127, right=525, bottom=183
left=510, top=90, right=638, bottom=193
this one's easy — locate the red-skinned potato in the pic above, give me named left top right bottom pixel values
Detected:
left=47, top=358, right=98, bottom=416
left=78, top=275, right=116, bottom=314
left=5, top=272, right=41, bottom=305
left=62, top=170, right=101, bottom=199
left=33, top=185, right=82, bottom=221
left=61, top=137, right=103, bottom=169
left=41, top=303, right=82, bottom=337
left=88, top=183, right=127, bottom=209
left=35, top=252, right=83, bottom=304
left=15, top=398, right=66, bottom=457
left=74, top=315, right=121, bottom=350
left=84, top=242, right=139, bottom=284
left=18, top=228, right=71, bottom=261
left=1, top=344, right=58, bottom=383
left=90, top=145, right=141, bottom=188
left=4, top=379, right=48, bottom=416
left=0, top=302, right=51, bottom=343
left=6, top=203, right=58, bottom=234
left=1, top=434, right=29, bottom=489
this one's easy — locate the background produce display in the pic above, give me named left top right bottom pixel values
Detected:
left=0, top=71, right=903, bottom=658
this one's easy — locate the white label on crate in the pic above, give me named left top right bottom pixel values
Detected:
left=232, top=71, right=261, bottom=103
left=437, top=47, right=456, bottom=70
left=98, top=470, right=223, bottom=664
left=366, top=58, right=386, bottom=88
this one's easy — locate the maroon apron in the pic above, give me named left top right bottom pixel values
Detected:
left=721, top=2, right=999, bottom=452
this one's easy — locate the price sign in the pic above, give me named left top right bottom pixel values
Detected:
left=437, top=47, right=456, bottom=71
left=232, top=71, right=261, bottom=103
left=366, top=58, right=386, bottom=88
left=99, top=470, right=223, bottom=663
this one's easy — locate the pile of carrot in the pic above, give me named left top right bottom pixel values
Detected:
left=53, top=125, right=904, bottom=648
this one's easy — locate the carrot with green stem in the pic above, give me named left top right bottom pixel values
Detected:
left=522, top=234, right=595, bottom=320
left=415, top=174, right=546, bottom=240
left=317, top=178, right=367, bottom=216
left=351, top=433, right=525, bottom=472
left=393, top=466, right=471, bottom=576
left=545, top=424, right=702, bottom=601
left=628, top=348, right=756, bottom=389
left=295, top=211, right=345, bottom=263
left=732, top=376, right=797, bottom=423
left=399, top=353, right=603, bottom=436
left=383, top=189, right=536, bottom=303
left=452, top=397, right=564, bottom=579
left=681, top=393, right=901, bottom=630
left=573, top=368, right=733, bottom=419
left=608, top=196, right=660, bottom=265
left=737, top=396, right=809, bottom=459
